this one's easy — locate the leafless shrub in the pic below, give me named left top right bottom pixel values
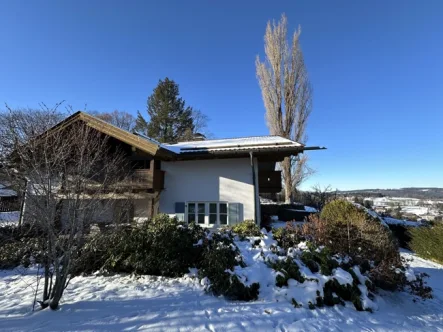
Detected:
left=294, top=185, right=336, bottom=210
left=89, top=110, right=136, bottom=132
left=0, top=105, right=132, bottom=310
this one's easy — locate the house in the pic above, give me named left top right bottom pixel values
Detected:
left=22, top=112, right=324, bottom=227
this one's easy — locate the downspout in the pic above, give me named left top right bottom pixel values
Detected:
left=249, top=152, right=260, bottom=225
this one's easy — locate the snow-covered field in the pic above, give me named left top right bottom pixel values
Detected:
left=0, top=252, right=442, bottom=331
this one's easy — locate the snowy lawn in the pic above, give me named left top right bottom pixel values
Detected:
left=0, top=252, right=442, bottom=331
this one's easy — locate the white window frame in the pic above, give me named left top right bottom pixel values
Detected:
left=186, top=201, right=229, bottom=227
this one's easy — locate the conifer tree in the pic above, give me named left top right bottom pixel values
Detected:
left=134, top=111, right=149, bottom=135
left=146, top=78, right=194, bottom=143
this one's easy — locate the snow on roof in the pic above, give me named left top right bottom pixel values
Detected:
left=0, top=189, right=17, bottom=197
left=162, top=136, right=303, bottom=154
left=0, top=184, right=17, bottom=197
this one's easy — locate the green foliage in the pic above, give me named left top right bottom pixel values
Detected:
left=321, top=199, right=376, bottom=226
left=323, top=279, right=363, bottom=311
left=272, top=225, right=305, bottom=250
left=146, top=77, right=194, bottom=143
left=230, top=220, right=261, bottom=239
left=76, top=215, right=259, bottom=301
left=0, top=238, right=44, bottom=269
left=387, top=224, right=412, bottom=249
left=268, top=258, right=305, bottom=287
left=408, top=272, right=433, bottom=299
left=318, top=200, right=400, bottom=270
left=0, top=224, right=47, bottom=269
left=410, top=224, right=443, bottom=264
left=134, top=110, right=149, bottom=135
left=75, top=214, right=205, bottom=277
left=300, top=246, right=338, bottom=276
left=198, top=232, right=259, bottom=301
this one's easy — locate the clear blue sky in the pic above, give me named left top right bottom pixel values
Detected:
left=1, top=0, right=442, bottom=190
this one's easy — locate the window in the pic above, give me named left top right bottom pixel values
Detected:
left=197, top=203, right=205, bottom=224
left=188, top=203, right=196, bottom=223
left=187, top=202, right=206, bottom=224
left=219, top=203, right=228, bottom=225
left=209, top=203, right=217, bottom=224
left=186, top=202, right=237, bottom=226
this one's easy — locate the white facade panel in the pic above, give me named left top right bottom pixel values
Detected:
left=159, top=158, right=256, bottom=223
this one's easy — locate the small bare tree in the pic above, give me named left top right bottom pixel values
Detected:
left=178, top=109, right=212, bottom=141
left=0, top=106, right=131, bottom=310
left=256, top=14, right=313, bottom=203
left=89, top=110, right=136, bottom=131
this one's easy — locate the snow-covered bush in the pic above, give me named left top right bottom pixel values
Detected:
left=312, top=200, right=405, bottom=290
left=198, top=232, right=260, bottom=301
left=300, top=244, right=339, bottom=275
left=229, top=220, right=262, bottom=239
left=268, top=257, right=305, bottom=286
left=410, top=223, right=443, bottom=264
left=75, top=215, right=259, bottom=301
left=134, top=214, right=205, bottom=276
left=272, top=203, right=409, bottom=292
left=272, top=224, right=305, bottom=249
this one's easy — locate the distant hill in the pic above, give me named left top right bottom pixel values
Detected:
left=337, top=188, right=443, bottom=200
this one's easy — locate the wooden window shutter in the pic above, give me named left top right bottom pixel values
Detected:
left=175, top=202, right=185, bottom=213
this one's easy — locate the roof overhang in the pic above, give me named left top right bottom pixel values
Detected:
left=35, top=112, right=326, bottom=162
left=173, top=145, right=326, bottom=162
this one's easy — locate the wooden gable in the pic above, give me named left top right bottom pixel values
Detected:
left=40, top=111, right=176, bottom=160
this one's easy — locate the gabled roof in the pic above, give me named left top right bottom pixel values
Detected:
left=42, top=112, right=325, bottom=161
left=43, top=111, right=176, bottom=159
left=163, top=136, right=304, bottom=154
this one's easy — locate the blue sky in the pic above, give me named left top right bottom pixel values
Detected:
left=1, top=0, right=442, bottom=190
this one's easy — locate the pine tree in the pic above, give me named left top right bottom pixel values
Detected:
left=146, top=78, right=194, bottom=143
left=134, top=111, right=149, bottom=135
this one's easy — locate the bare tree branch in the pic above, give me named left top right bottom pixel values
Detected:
left=0, top=106, right=132, bottom=310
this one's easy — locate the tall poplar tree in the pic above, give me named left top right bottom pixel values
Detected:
left=256, top=14, right=313, bottom=203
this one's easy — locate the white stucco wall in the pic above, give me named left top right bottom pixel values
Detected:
left=159, top=158, right=256, bottom=221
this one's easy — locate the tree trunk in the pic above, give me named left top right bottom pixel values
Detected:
left=41, top=260, right=50, bottom=309
left=282, top=157, right=293, bottom=204
left=49, top=260, right=70, bottom=310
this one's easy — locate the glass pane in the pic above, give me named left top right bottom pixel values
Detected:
left=209, top=203, right=217, bottom=214
left=198, top=203, right=205, bottom=214
left=220, top=214, right=228, bottom=225
left=198, top=214, right=205, bottom=224
left=220, top=203, right=227, bottom=214
left=209, top=214, right=217, bottom=224
left=188, top=203, right=195, bottom=214
left=188, top=214, right=196, bottom=223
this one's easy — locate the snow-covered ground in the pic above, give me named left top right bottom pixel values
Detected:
left=1, top=250, right=442, bottom=331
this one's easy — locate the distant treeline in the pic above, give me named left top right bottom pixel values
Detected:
left=337, top=188, right=443, bottom=200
